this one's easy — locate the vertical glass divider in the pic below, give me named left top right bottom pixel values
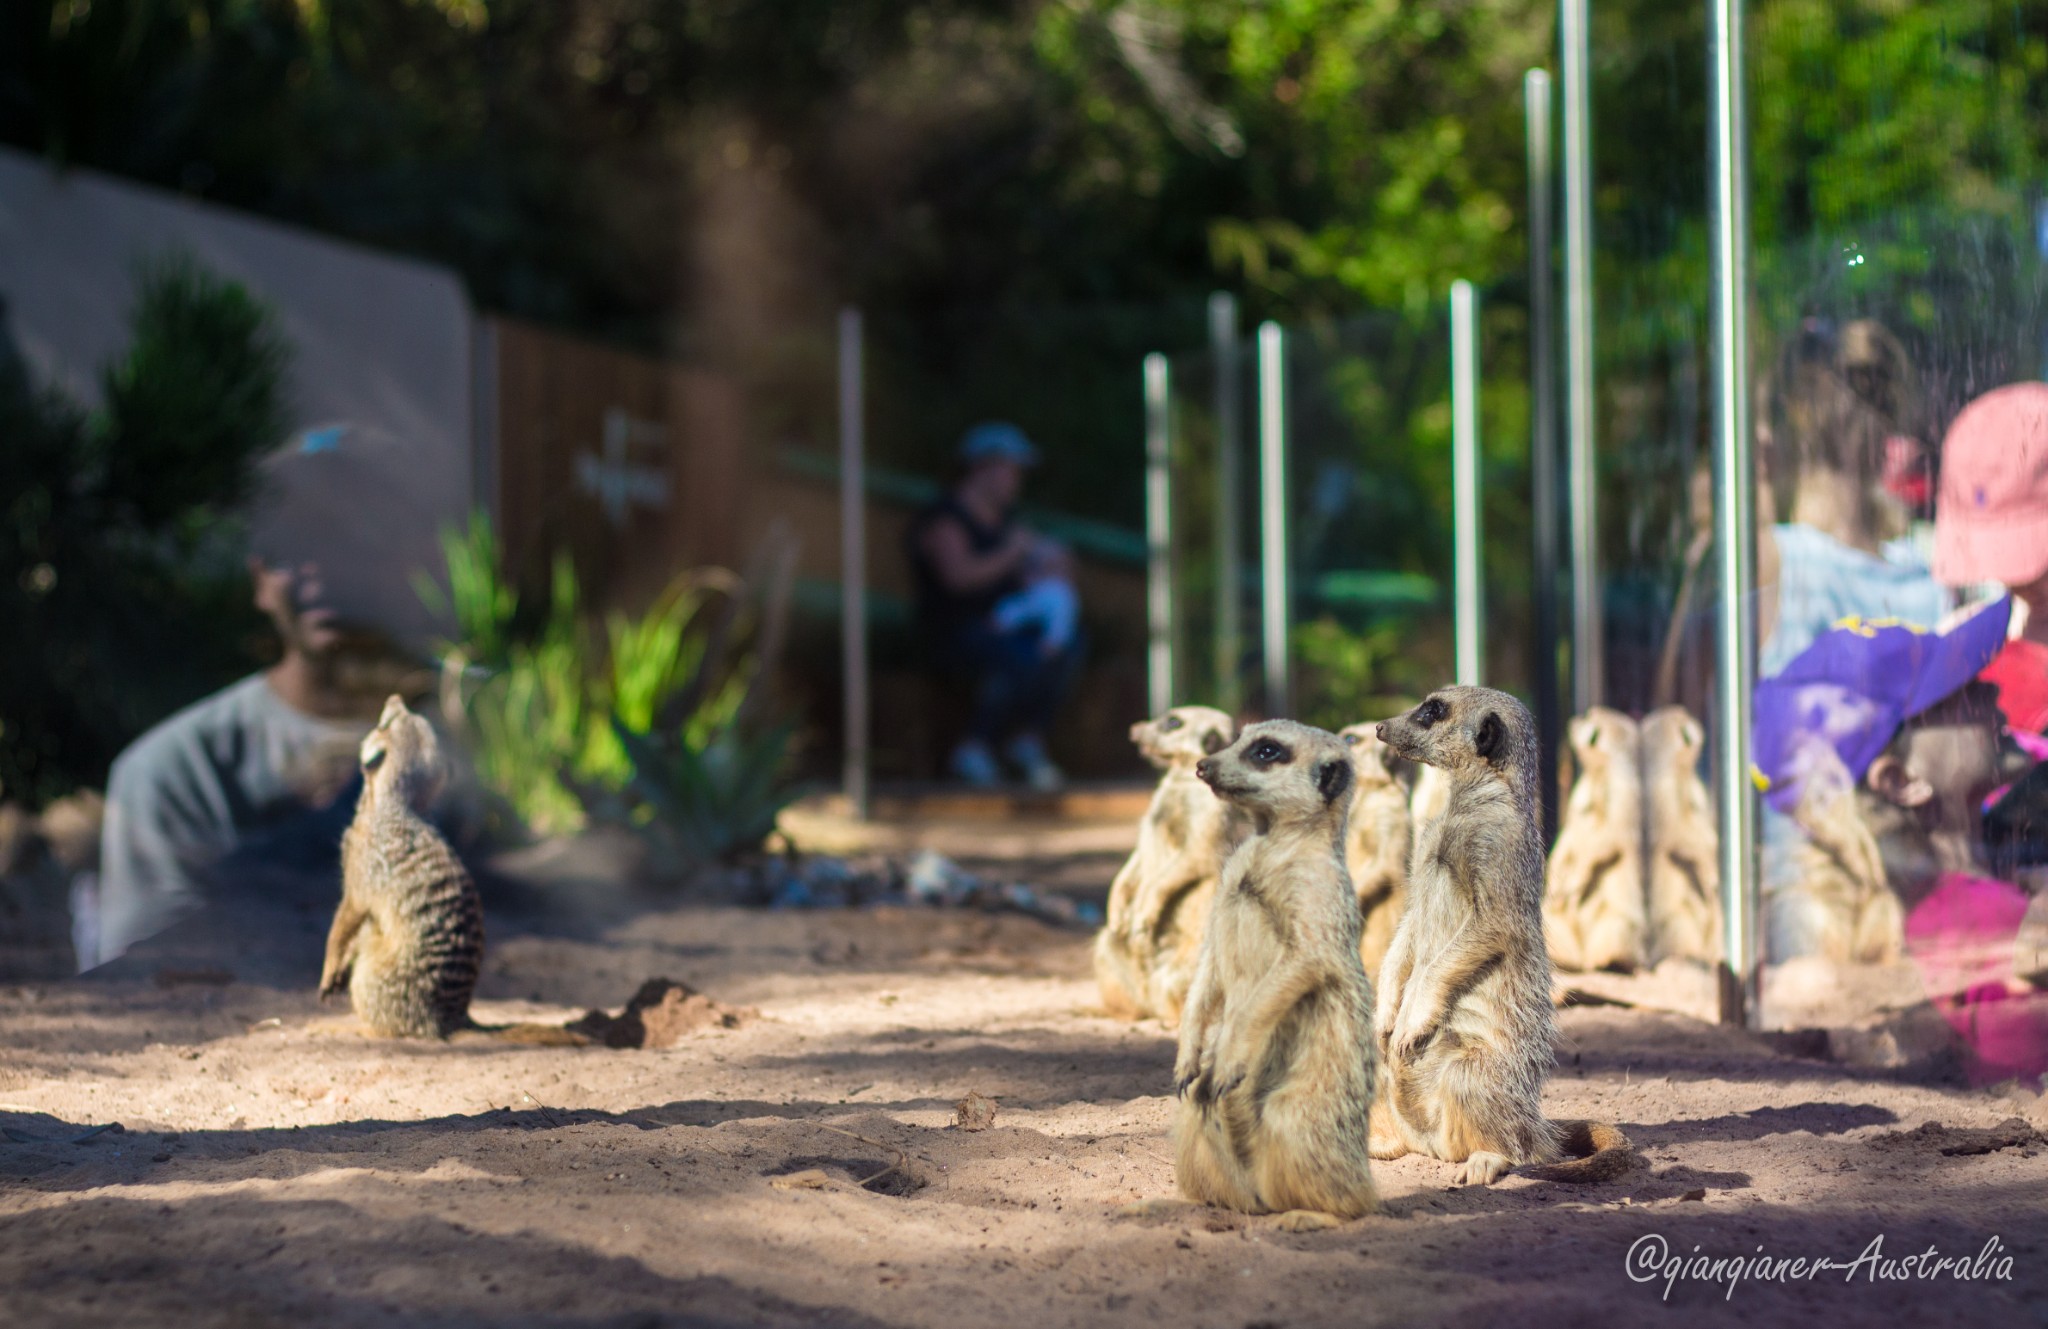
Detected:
left=1257, top=321, right=1291, bottom=717
left=1451, top=280, right=1485, bottom=687
left=1209, top=292, right=1243, bottom=715
left=1561, top=0, right=1603, bottom=710
left=837, top=307, right=869, bottom=820
left=1144, top=352, right=1174, bottom=717
left=1526, top=66, right=1564, bottom=841
left=1708, top=0, right=1758, bottom=1027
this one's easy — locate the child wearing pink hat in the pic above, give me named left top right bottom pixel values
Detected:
left=1934, top=381, right=2048, bottom=735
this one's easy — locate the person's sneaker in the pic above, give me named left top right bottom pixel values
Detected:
left=1005, top=735, right=1065, bottom=792
left=949, top=739, right=1001, bottom=788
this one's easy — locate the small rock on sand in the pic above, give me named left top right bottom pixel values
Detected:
left=954, top=1091, right=998, bottom=1131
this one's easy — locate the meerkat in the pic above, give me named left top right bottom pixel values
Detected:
left=1410, top=762, right=1450, bottom=843
left=319, top=695, right=484, bottom=1038
left=1371, top=687, right=1632, bottom=1186
left=1169, top=720, right=1379, bottom=1228
left=1766, top=734, right=1911, bottom=966
left=1640, top=706, right=1722, bottom=967
left=1542, top=707, right=1647, bottom=973
left=1095, top=706, right=1242, bottom=1024
left=1338, top=722, right=1411, bottom=979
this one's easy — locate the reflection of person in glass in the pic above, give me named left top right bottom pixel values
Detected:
left=83, top=552, right=378, bottom=969
left=1933, top=382, right=2048, bottom=737
left=907, top=423, right=1081, bottom=791
left=1932, top=381, right=2048, bottom=994
left=1756, top=317, right=1950, bottom=675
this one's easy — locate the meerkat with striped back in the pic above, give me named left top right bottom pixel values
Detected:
left=1095, top=706, right=1242, bottom=1025
left=1371, top=687, right=1632, bottom=1185
left=320, top=695, right=484, bottom=1038
left=1338, top=722, right=1411, bottom=979
left=1543, top=707, right=1647, bottom=973
left=1641, top=705, right=1722, bottom=966
left=1170, top=720, right=1379, bottom=1228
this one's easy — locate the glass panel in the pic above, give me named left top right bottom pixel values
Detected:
left=1163, top=303, right=1531, bottom=735
left=1742, top=3, right=2048, bottom=1064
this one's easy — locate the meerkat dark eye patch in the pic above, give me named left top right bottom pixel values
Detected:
left=1201, top=728, right=1227, bottom=754
left=362, top=745, right=387, bottom=772
left=1249, top=739, right=1291, bottom=766
left=1159, top=714, right=1184, bottom=732
left=1414, top=697, right=1449, bottom=728
left=1315, top=758, right=1352, bottom=805
left=1475, top=712, right=1504, bottom=761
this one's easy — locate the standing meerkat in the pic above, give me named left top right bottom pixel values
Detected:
left=1338, top=722, right=1411, bottom=979
left=1641, top=706, right=1722, bottom=967
left=1542, top=707, right=1647, bottom=973
left=1169, top=720, right=1379, bottom=1228
left=1095, top=706, right=1242, bottom=1024
left=1410, top=763, right=1451, bottom=844
left=320, top=695, right=484, bottom=1038
left=1371, top=687, right=1632, bottom=1185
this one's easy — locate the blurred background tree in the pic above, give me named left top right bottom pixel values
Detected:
left=6, top=0, right=2045, bottom=735
left=0, top=0, right=1551, bottom=530
left=0, top=257, right=286, bottom=806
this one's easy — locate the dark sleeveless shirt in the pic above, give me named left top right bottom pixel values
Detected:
left=907, top=494, right=1022, bottom=636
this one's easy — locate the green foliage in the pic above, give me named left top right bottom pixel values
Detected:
left=458, top=554, right=591, bottom=837
left=0, top=256, right=286, bottom=805
left=612, top=719, right=797, bottom=865
left=414, top=512, right=519, bottom=669
left=1290, top=616, right=1427, bottom=735
left=1590, top=0, right=2048, bottom=694
left=99, top=257, right=291, bottom=531
left=428, top=517, right=784, bottom=853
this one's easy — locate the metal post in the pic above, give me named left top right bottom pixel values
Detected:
left=1526, top=66, right=1564, bottom=845
left=1144, top=353, right=1175, bottom=717
left=838, top=307, right=870, bottom=820
left=1561, top=0, right=1602, bottom=711
left=1257, top=321, right=1291, bottom=717
left=1209, top=292, right=1244, bottom=714
left=1708, top=0, right=1758, bottom=1027
left=1451, top=280, right=1484, bottom=687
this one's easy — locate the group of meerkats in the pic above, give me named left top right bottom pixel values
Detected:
left=1100, top=688, right=1632, bottom=1229
left=320, top=688, right=1633, bottom=1229
left=1543, top=705, right=1724, bottom=974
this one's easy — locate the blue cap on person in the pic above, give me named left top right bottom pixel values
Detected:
left=1751, top=595, right=2013, bottom=813
left=960, top=421, right=1039, bottom=466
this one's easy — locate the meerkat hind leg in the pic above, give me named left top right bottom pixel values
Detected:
left=1368, top=1098, right=1411, bottom=1160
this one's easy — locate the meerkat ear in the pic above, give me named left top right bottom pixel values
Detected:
left=1202, top=728, right=1227, bottom=755
left=1315, top=757, right=1352, bottom=805
left=1475, top=712, right=1505, bottom=763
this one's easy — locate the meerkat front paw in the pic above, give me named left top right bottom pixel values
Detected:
left=1455, top=1151, right=1512, bottom=1185
left=1372, top=1001, right=1400, bottom=1053
left=1389, top=1011, right=1435, bottom=1061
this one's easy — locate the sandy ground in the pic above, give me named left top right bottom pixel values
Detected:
left=3, top=840, right=2047, bottom=1328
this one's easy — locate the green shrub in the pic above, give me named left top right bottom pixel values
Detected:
left=0, top=255, right=287, bottom=806
left=1291, top=616, right=1427, bottom=734
left=426, top=517, right=791, bottom=855
left=612, top=718, right=798, bottom=865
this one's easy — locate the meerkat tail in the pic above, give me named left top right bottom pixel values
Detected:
left=456, top=1018, right=592, bottom=1047
left=1518, top=1119, right=1636, bottom=1183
